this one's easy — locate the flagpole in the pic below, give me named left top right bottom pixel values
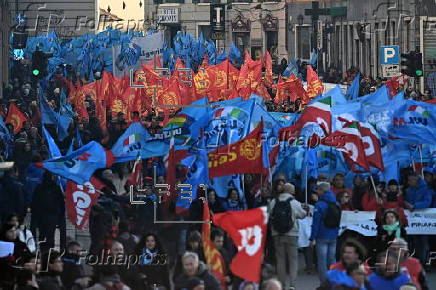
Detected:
left=369, top=174, right=378, bottom=200
left=418, top=145, right=424, bottom=179
left=305, top=157, right=308, bottom=204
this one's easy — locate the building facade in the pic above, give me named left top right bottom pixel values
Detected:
left=1, top=0, right=11, bottom=92
left=8, top=0, right=97, bottom=40
left=287, top=0, right=436, bottom=92
left=145, top=0, right=288, bottom=64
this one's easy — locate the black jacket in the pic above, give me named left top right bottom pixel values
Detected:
left=174, top=261, right=221, bottom=290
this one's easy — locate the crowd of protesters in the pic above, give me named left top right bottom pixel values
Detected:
left=0, top=54, right=435, bottom=290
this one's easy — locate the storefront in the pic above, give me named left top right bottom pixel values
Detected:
left=157, top=7, right=181, bottom=44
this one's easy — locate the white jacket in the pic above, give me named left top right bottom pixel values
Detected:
left=268, top=193, right=307, bottom=237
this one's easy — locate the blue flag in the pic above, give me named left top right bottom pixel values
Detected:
left=347, top=74, right=360, bottom=100
left=163, top=97, right=211, bottom=150
left=42, top=125, right=61, bottom=158
left=269, top=112, right=300, bottom=128
left=39, top=141, right=112, bottom=184
left=389, top=100, right=436, bottom=145
left=39, top=90, right=72, bottom=141
left=331, top=102, right=362, bottom=131
left=0, top=116, right=13, bottom=158
left=362, top=99, right=405, bottom=141
left=302, top=147, right=319, bottom=189
left=112, top=122, right=168, bottom=163
left=355, top=85, right=390, bottom=106
left=177, top=141, right=209, bottom=211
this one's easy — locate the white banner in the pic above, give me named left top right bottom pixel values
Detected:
left=339, top=209, right=436, bottom=236
left=297, top=209, right=436, bottom=243
left=112, top=32, right=164, bottom=78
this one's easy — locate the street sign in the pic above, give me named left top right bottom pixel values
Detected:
left=317, top=20, right=323, bottom=50
left=381, top=64, right=401, bottom=78
left=211, top=4, right=225, bottom=32
left=380, top=45, right=400, bottom=65
left=211, top=32, right=225, bottom=40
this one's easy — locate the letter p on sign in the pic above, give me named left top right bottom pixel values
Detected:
left=380, top=46, right=400, bottom=65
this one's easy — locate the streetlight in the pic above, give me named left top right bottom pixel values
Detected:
left=297, top=14, right=304, bottom=58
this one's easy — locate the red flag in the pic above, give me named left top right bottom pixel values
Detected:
left=209, top=122, right=265, bottom=178
left=264, top=51, right=273, bottom=87
left=127, top=154, right=143, bottom=187
left=202, top=203, right=227, bottom=289
left=306, top=65, right=324, bottom=103
left=65, top=176, right=105, bottom=230
left=385, top=76, right=400, bottom=99
left=359, top=122, right=384, bottom=171
left=279, top=96, right=331, bottom=142
left=6, top=103, right=28, bottom=134
left=287, top=74, right=308, bottom=102
left=322, top=121, right=370, bottom=171
left=158, top=77, right=181, bottom=109
left=213, top=207, right=268, bottom=283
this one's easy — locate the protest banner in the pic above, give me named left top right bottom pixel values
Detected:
left=112, top=32, right=164, bottom=78
left=298, top=209, right=436, bottom=242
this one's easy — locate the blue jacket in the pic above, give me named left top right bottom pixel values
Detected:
left=368, top=272, right=410, bottom=290
left=405, top=178, right=433, bottom=209
left=326, top=270, right=367, bottom=290
left=310, top=190, right=339, bottom=240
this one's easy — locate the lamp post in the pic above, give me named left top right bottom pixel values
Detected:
left=297, top=14, right=304, bottom=58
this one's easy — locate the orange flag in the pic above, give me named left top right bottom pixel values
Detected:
left=6, top=103, right=28, bottom=134
left=306, top=65, right=324, bottom=103
left=202, top=203, right=227, bottom=290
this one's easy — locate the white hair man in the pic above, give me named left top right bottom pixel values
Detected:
left=174, top=252, right=220, bottom=290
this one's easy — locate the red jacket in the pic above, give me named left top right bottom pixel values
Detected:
left=330, top=261, right=372, bottom=275
left=361, top=193, right=380, bottom=211
left=401, top=257, right=425, bottom=290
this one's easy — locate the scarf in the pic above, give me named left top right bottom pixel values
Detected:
left=382, top=221, right=401, bottom=238
left=140, top=247, right=157, bottom=265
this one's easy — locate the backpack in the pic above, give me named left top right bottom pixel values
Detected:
left=323, top=201, right=341, bottom=228
left=271, top=197, right=294, bottom=234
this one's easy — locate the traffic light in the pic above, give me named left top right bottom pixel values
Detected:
left=401, top=51, right=423, bottom=77
left=414, top=52, right=423, bottom=77
left=31, top=50, right=48, bottom=79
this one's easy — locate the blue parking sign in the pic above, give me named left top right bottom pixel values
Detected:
left=380, top=46, right=400, bottom=65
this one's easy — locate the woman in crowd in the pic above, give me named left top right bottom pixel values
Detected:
left=207, top=188, right=225, bottom=214
left=337, top=191, right=353, bottom=211
left=136, top=233, right=170, bottom=289
left=376, top=209, right=407, bottom=255
left=4, top=214, right=35, bottom=253
left=361, top=183, right=383, bottom=211
left=222, top=188, right=246, bottom=211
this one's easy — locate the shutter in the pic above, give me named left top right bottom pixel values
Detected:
left=423, top=20, right=436, bottom=76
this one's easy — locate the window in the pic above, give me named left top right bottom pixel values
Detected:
left=297, top=26, right=310, bottom=59
left=234, top=32, right=250, bottom=52
left=266, top=31, right=278, bottom=63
